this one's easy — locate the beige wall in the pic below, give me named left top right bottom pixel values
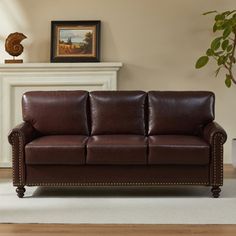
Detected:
left=0, top=0, right=235, bottom=163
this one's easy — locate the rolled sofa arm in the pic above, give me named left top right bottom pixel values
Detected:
left=203, top=122, right=227, bottom=145
left=8, top=122, right=38, bottom=186
left=203, top=122, right=227, bottom=187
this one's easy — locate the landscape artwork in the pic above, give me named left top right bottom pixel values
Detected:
left=57, top=27, right=95, bottom=57
left=51, top=21, right=100, bottom=62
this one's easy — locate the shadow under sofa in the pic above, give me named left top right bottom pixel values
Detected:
left=8, top=90, right=227, bottom=198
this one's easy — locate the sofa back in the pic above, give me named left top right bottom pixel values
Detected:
left=22, top=91, right=89, bottom=135
left=90, top=91, right=146, bottom=135
left=22, top=90, right=215, bottom=136
left=148, top=91, right=215, bottom=135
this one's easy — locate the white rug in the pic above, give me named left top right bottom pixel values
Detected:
left=0, top=179, right=236, bottom=224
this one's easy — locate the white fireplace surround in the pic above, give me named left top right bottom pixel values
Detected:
left=0, top=62, right=122, bottom=167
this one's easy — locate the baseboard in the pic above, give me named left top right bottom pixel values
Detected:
left=0, top=162, right=11, bottom=168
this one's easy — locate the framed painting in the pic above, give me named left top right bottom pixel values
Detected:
left=51, top=21, right=100, bottom=62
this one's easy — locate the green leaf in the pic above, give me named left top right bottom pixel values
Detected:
left=213, top=23, right=218, bottom=32
left=223, top=27, right=232, bottom=38
left=232, top=18, right=236, bottom=25
left=217, top=56, right=224, bottom=65
left=215, top=20, right=225, bottom=28
left=227, top=44, right=233, bottom=52
left=206, top=48, right=214, bottom=56
left=203, top=10, right=217, bottom=15
left=214, top=41, right=221, bottom=50
left=225, top=74, right=232, bottom=88
left=223, top=55, right=229, bottom=63
left=215, top=14, right=225, bottom=21
left=213, top=19, right=228, bottom=31
left=215, top=67, right=221, bottom=77
left=218, top=55, right=229, bottom=65
left=221, top=20, right=233, bottom=30
left=211, top=37, right=222, bottom=51
left=195, top=56, right=209, bottom=69
left=222, top=40, right=229, bottom=50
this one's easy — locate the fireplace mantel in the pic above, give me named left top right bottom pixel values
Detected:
left=0, top=62, right=122, bottom=72
left=0, top=62, right=122, bottom=167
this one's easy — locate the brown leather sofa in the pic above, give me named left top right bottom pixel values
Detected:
left=8, top=91, right=227, bottom=198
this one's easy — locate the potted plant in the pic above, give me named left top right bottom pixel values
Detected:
left=196, top=10, right=236, bottom=87
left=195, top=10, right=236, bottom=167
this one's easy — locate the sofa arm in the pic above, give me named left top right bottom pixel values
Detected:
left=203, top=122, right=227, bottom=145
left=203, top=122, right=227, bottom=187
left=8, top=122, right=38, bottom=146
left=8, top=122, right=38, bottom=186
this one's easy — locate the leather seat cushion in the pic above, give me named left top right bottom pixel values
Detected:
left=25, top=135, right=88, bottom=165
left=87, top=135, right=147, bottom=165
left=148, top=135, right=210, bottom=165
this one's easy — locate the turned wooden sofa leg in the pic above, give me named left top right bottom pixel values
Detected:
left=211, top=186, right=221, bottom=198
left=16, top=187, right=26, bottom=198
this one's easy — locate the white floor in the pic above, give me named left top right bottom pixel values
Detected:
left=0, top=180, right=236, bottom=224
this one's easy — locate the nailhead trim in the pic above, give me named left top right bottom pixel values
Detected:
left=11, top=135, right=16, bottom=185
left=212, top=133, right=224, bottom=186
left=11, top=132, right=24, bottom=186
left=11, top=133, right=18, bottom=186
left=26, top=182, right=209, bottom=186
left=213, top=134, right=216, bottom=186
left=220, top=134, right=224, bottom=186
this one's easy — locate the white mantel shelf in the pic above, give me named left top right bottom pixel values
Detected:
left=0, top=62, right=123, bottom=72
left=0, top=62, right=123, bottom=167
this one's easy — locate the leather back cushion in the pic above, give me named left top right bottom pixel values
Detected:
left=148, top=91, right=215, bottom=135
left=90, top=91, right=146, bottom=135
left=22, top=91, right=89, bottom=135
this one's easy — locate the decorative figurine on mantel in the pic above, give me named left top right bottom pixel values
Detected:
left=5, top=32, right=27, bottom=64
